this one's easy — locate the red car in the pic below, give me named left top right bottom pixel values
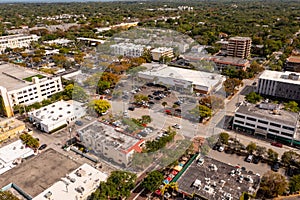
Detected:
left=271, top=142, right=283, bottom=148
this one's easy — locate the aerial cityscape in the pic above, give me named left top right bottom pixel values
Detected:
left=0, top=0, right=300, bottom=200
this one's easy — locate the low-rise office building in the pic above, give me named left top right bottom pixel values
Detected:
left=233, top=103, right=300, bottom=144
left=110, top=43, right=147, bottom=57
left=33, top=163, right=108, bottom=200
left=256, top=70, right=300, bottom=101
left=211, top=56, right=250, bottom=71
left=77, top=121, right=144, bottom=167
left=151, top=47, right=174, bottom=61
left=0, top=34, right=39, bottom=52
left=138, top=65, right=225, bottom=94
left=0, top=63, right=63, bottom=117
left=0, top=118, right=26, bottom=142
left=0, top=140, right=35, bottom=175
left=28, top=100, right=85, bottom=133
left=285, top=55, right=300, bottom=72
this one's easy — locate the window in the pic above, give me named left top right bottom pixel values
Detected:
left=281, top=132, right=293, bottom=137
left=235, top=114, right=245, bottom=119
left=234, top=120, right=244, bottom=124
left=247, top=117, right=256, bottom=122
left=257, top=126, right=267, bottom=130
left=269, top=129, right=279, bottom=133
left=246, top=123, right=255, bottom=127
left=270, top=122, right=281, bottom=128
left=258, top=120, right=268, bottom=124
left=282, top=126, right=295, bottom=131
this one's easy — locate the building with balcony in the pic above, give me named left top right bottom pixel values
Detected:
left=285, top=55, right=300, bottom=72
left=0, top=118, right=26, bottom=142
left=256, top=70, right=300, bottom=101
left=151, top=47, right=174, bottom=61
left=77, top=121, right=144, bottom=167
left=0, top=34, right=39, bottom=52
left=227, top=37, right=251, bottom=59
left=110, top=43, right=147, bottom=57
left=0, top=63, right=63, bottom=117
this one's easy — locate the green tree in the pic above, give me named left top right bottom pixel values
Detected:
left=268, top=148, right=279, bottom=162
left=134, top=94, right=148, bottom=104
left=142, top=171, right=164, bottom=192
left=219, top=132, right=230, bottom=145
left=90, top=171, right=137, bottom=199
left=258, top=171, right=288, bottom=198
left=284, top=101, right=300, bottom=113
left=97, top=81, right=110, bottom=94
left=256, top=146, right=267, bottom=157
left=162, top=101, right=168, bottom=108
left=140, top=115, right=152, bottom=124
left=223, top=78, right=242, bottom=96
left=64, top=84, right=88, bottom=102
left=289, top=174, right=300, bottom=193
left=246, top=142, right=257, bottom=154
left=88, top=99, right=111, bottom=115
left=141, top=48, right=153, bottom=63
left=190, top=104, right=212, bottom=119
left=245, top=92, right=263, bottom=104
left=281, top=151, right=300, bottom=167
left=19, top=133, right=39, bottom=149
left=0, top=191, right=19, bottom=200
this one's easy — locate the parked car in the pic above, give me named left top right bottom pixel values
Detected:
left=272, top=162, right=280, bottom=172
left=271, top=142, right=283, bottom=148
left=197, top=157, right=205, bottom=166
left=246, top=154, right=254, bottom=163
left=38, top=144, right=47, bottom=150
left=128, top=107, right=135, bottom=111
left=75, top=121, right=83, bottom=126
left=253, top=156, right=261, bottom=164
left=218, top=146, right=225, bottom=152
left=172, top=124, right=182, bottom=129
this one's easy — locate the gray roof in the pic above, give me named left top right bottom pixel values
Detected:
left=236, top=104, right=298, bottom=126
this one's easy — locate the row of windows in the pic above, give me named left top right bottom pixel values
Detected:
left=236, top=114, right=284, bottom=129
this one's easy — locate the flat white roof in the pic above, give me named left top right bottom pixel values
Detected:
left=111, top=42, right=146, bottom=49
left=33, top=163, right=108, bottom=200
left=138, top=66, right=224, bottom=88
left=28, top=100, right=85, bottom=125
left=0, top=140, right=34, bottom=175
left=151, top=47, right=173, bottom=53
left=259, top=70, right=300, bottom=85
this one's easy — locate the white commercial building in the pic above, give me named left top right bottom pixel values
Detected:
left=0, top=140, right=35, bottom=175
left=110, top=42, right=147, bottom=57
left=0, top=34, right=39, bottom=52
left=28, top=100, right=85, bottom=133
left=151, top=47, right=174, bottom=61
left=77, top=121, right=144, bottom=167
left=233, top=103, right=300, bottom=144
left=257, top=70, right=300, bottom=101
left=33, top=163, right=108, bottom=200
left=138, top=65, right=225, bottom=94
left=0, top=63, right=63, bottom=117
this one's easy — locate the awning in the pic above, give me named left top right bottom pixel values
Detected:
left=173, top=165, right=183, bottom=171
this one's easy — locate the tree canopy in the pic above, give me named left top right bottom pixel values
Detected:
left=258, top=171, right=288, bottom=198
left=0, top=191, right=19, bottom=200
left=88, top=99, right=111, bottom=115
left=245, top=92, right=263, bottom=104
left=90, top=171, right=137, bottom=200
left=142, top=171, right=164, bottom=192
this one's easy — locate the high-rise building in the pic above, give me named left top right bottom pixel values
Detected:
left=227, top=37, right=252, bottom=59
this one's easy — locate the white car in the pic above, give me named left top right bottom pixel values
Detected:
left=197, top=157, right=205, bottom=166
left=218, top=146, right=225, bottom=152
left=172, top=124, right=182, bottom=129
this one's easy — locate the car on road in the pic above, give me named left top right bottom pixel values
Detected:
left=246, top=154, right=254, bottom=163
left=38, top=144, right=47, bottom=150
left=172, top=124, right=182, bottom=129
left=271, top=142, right=283, bottom=148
